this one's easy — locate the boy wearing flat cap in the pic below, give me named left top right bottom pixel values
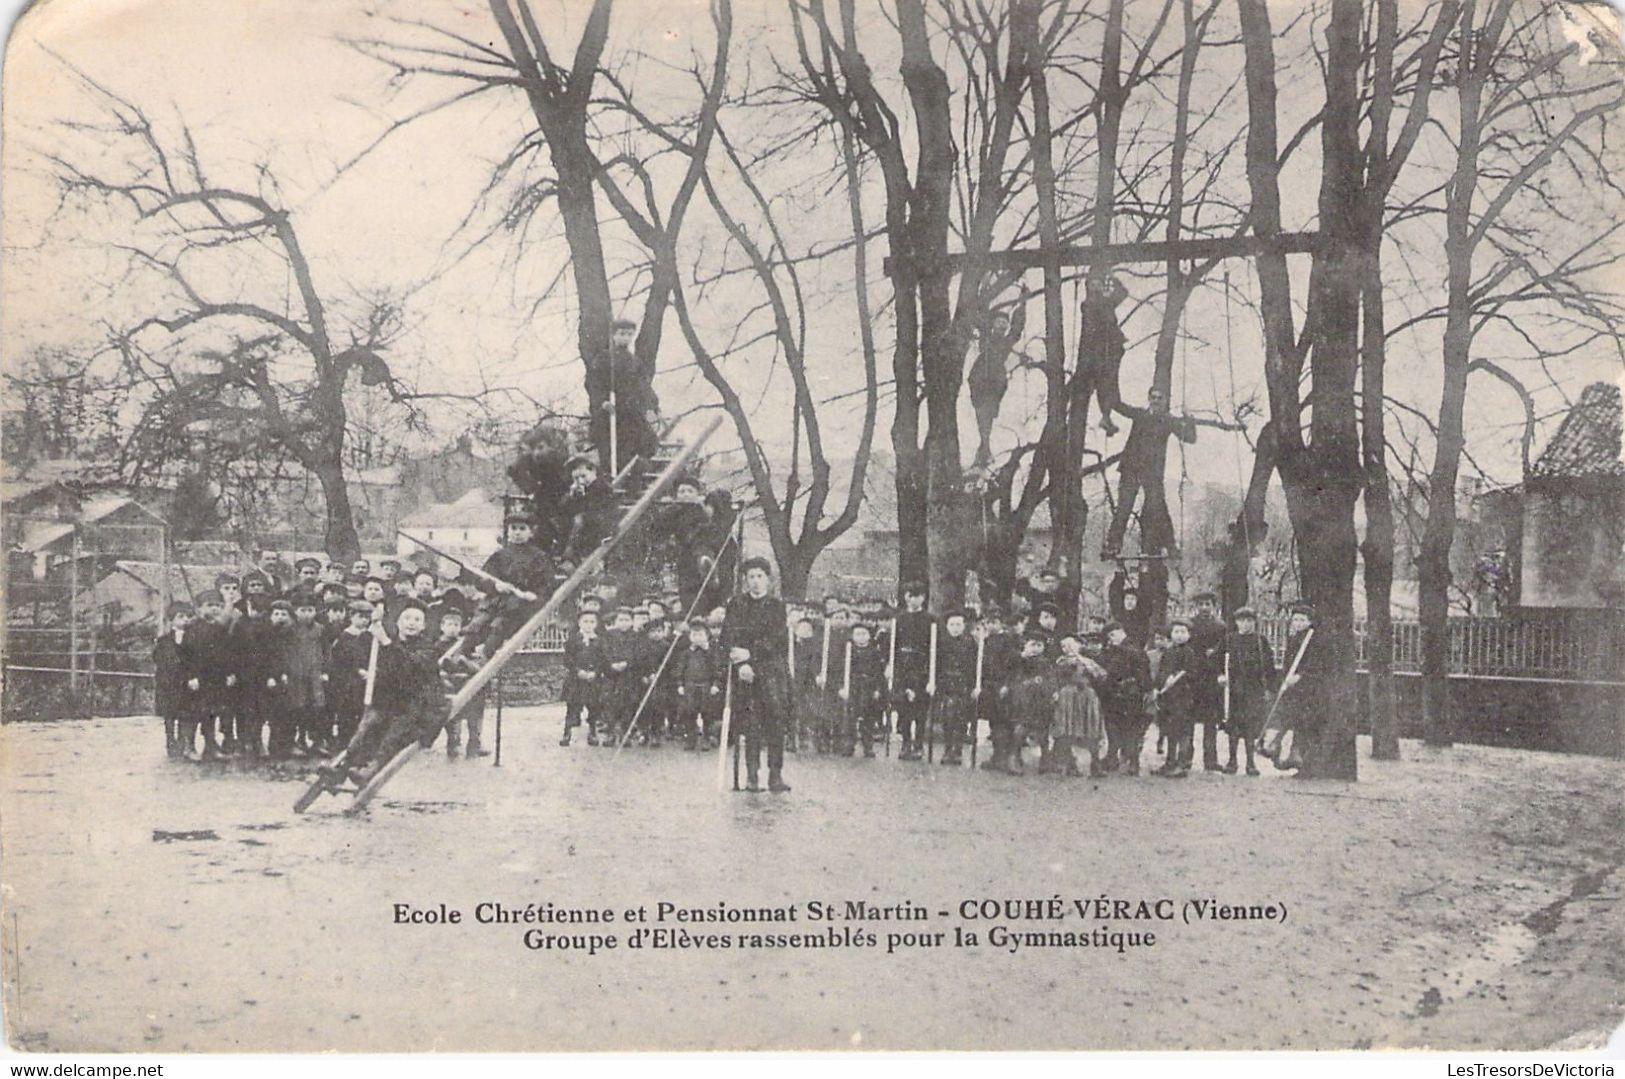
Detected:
left=1217, top=606, right=1276, bottom=775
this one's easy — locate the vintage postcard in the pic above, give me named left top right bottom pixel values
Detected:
left=2, top=0, right=1622, bottom=1055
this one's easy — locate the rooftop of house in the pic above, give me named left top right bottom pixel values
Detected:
left=398, top=488, right=503, bottom=530
left=1529, top=382, right=1624, bottom=482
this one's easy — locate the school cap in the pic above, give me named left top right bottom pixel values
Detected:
left=1192, top=591, right=1218, bottom=603
left=379, top=559, right=401, bottom=570
left=196, top=589, right=224, bottom=606
left=1290, top=601, right=1316, bottom=619
left=269, top=599, right=294, bottom=612
left=612, top=317, right=637, bottom=330
left=568, top=453, right=599, bottom=470
left=1169, top=617, right=1192, bottom=630
left=241, top=570, right=269, bottom=588
left=348, top=599, right=375, bottom=614
left=504, top=511, right=535, bottom=527
left=1036, top=602, right=1060, bottom=618
left=1102, top=620, right=1125, bottom=634
left=294, top=557, right=321, bottom=571
left=215, top=573, right=241, bottom=587
left=740, top=555, right=773, bottom=575
left=1022, top=630, right=1049, bottom=644
left=288, top=591, right=320, bottom=609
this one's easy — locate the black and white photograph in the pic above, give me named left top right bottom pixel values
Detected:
left=1, top=0, right=1622, bottom=1057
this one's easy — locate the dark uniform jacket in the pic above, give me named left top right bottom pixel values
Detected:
left=720, top=593, right=789, bottom=673
left=600, top=629, right=641, bottom=702
left=983, top=632, right=1020, bottom=695
left=1224, top=631, right=1277, bottom=700
left=154, top=632, right=186, bottom=718
left=329, top=629, right=375, bottom=713
left=371, top=633, right=442, bottom=717
left=284, top=622, right=328, bottom=709
left=481, top=542, right=555, bottom=598
left=232, top=617, right=276, bottom=697
left=1188, top=614, right=1228, bottom=707
left=1157, top=641, right=1198, bottom=714
left=561, top=478, right=617, bottom=563
left=563, top=630, right=606, bottom=703
left=676, top=641, right=723, bottom=701
left=792, top=634, right=823, bottom=695
left=1097, top=642, right=1151, bottom=710
left=935, top=631, right=979, bottom=698
left=845, top=642, right=886, bottom=707
left=891, top=610, right=933, bottom=695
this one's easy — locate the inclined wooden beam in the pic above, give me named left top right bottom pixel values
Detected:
left=882, top=231, right=1321, bottom=277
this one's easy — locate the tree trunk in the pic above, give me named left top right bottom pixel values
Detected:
left=898, top=0, right=963, bottom=608
left=313, top=458, right=362, bottom=562
left=1419, top=6, right=1487, bottom=750
left=487, top=0, right=616, bottom=468
left=1361, top=249, right=1400, bottom=759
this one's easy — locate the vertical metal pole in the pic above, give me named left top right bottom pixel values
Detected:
left=69, top=529, right=80, bottom=694
left=493, top=676, right=504, bottom=767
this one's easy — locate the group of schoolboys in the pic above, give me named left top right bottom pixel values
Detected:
left=770, top=586, right=1323, bottom=779
left=153, top=553, right=509, bottom=779
left=559, top=590, right=728, bottom=751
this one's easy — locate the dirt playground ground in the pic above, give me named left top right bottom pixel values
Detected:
left=2, top=705, right=1621, bottom=1052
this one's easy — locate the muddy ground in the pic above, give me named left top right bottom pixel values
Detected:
left=2, top=706, right=1621, bottom=1052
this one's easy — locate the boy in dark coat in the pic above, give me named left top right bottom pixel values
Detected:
left=790, top=615, right=825, bottom=752
left=838, top=622, right=887, bottom=758
left=465, top=513, right=555, bottom=660
left=1098, top=620, right=1152, bottom=774
left=674, top=621, right=723, bottom=749
left=559, top=455, right=617, bottom=566
left=179, top=590, right=237, bottom=761
left=999, top=633, right=1055, bottom=775
left=333, top=603, right=445, bottom=782
left=1218, top=606, right=1276, bottom=776
left=436, top=604, right=486, bottom=759
left=891, top=582, right=933, bottom=761
left=639, top=618, right=678, bottom=746
left=153, top=602, right=193, bottom=758
left=1268, top=602, right=1324, bottom=773
left=328, top=600, right=376, bottom=749
left=1153, top=619, right=1198, bottom=778
left=258, top=599, right=296, bottom=759
left=598, top=607, right=640, bottom=745
left=285, top=593, right=330, bottom=756
left=977, top=611, right=1018, bottom=772
left=560, top=608, right=605, bottom=746
left=722, top=556, right=793, bottom=792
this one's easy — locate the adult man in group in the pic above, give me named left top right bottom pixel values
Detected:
left=1185, top=591, right=1228, bottom=772
left=721, top=556, right=792, bottom=793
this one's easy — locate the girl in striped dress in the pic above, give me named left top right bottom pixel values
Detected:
left=1053, top=634, right=1107, bottom=777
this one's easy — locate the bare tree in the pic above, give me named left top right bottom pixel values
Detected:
left=41, top=72, right=459, bottom=560
left=1237, top=0, right=1367, bottom=780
